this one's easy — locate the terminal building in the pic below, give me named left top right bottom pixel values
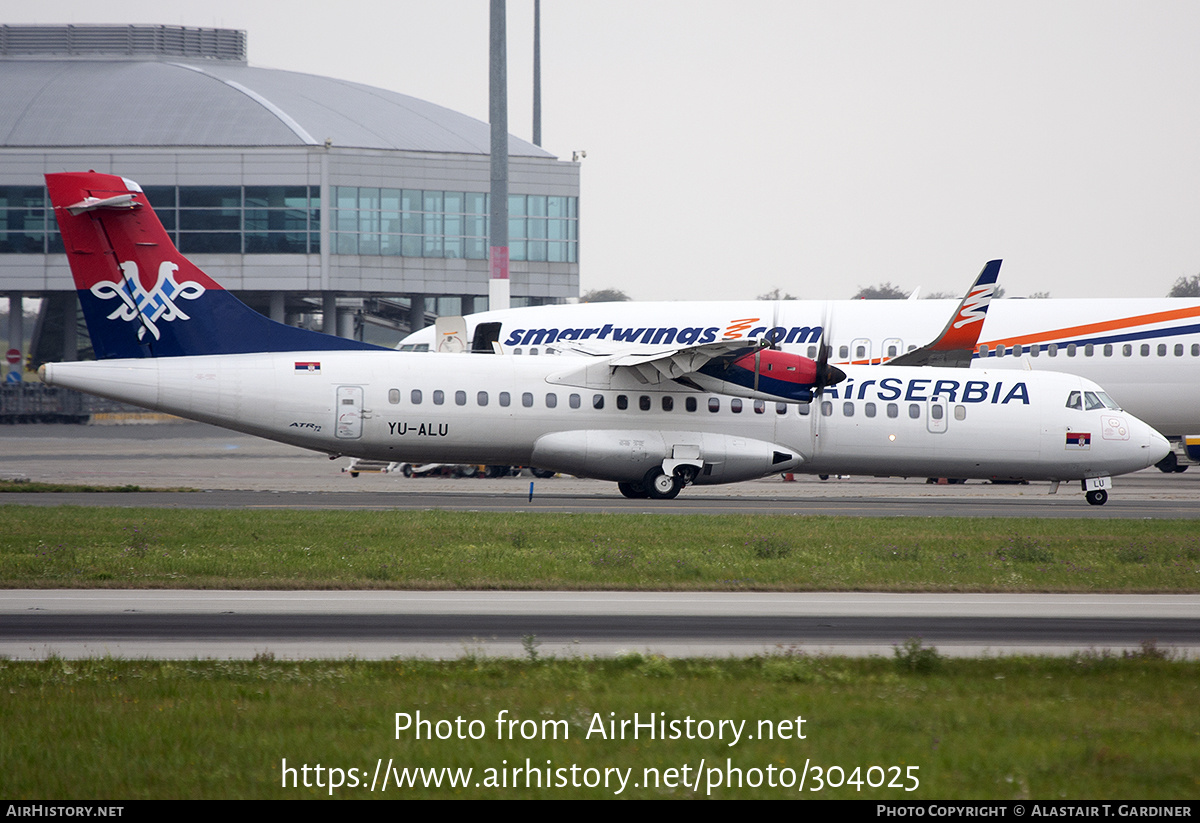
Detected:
left=0, top=24, right=581, bottom=370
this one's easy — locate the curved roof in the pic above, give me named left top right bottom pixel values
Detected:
left=0, top=58, right=552, bottom=157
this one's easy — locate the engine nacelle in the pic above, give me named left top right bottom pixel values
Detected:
left=530, top=429, right=803, bottom=485
left=690, top=348, right=824, bottom=403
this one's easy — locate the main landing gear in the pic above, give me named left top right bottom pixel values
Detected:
left=1085, top=489, right=1108, bottom=506
left=617, top=466, right=696, bottom=500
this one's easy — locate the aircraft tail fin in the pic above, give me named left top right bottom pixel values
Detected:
left=885, top=259, right=1001, bottom=368
left=46, top=171, right=385, bottom=359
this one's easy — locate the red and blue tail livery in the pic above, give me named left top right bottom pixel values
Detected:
left=46, top=172, right=385, bottom=360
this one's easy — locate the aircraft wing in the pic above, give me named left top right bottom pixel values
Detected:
left=602, top=339, right=761, bottom=384
left=885, top=259, right=1001, bottom=368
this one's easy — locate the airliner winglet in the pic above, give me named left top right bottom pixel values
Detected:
left=885, top=259, right=1001, bottom=367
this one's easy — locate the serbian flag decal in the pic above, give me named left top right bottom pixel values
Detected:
left=294, top=361, right=321, bottom=374
left=1065, top=432, right=1091, bottom=449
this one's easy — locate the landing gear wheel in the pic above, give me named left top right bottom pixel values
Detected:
left=1085, top=489, right=1108, bottom=506
left=617, top=481, right=648, bottom=499
left=530, top=467, right=556, bottom=479
left=643, top=468, right=682, bottom=500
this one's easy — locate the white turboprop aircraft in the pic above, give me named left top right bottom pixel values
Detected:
left=400, top=269, right=1200, bottom=472
left=38, top=172, right=1169, bottom=505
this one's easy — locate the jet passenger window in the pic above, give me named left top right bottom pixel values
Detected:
left=1103, top=345, right=1113, bottom=357
left=545, top=393, right=557, bottom=408
left=776, top=402, right=788, bottom=415
left=1176, top=344, right=1185, bottom=357
left=1141, top=344, right=1150, bottom=356
left=1123, top=344, right=1132, bottom=357
left=389, top=389, right=401, bottom=404
left=798, top=402, right=810, bottom=416
left=1029, top=345, right=1039, bottom=358
left=522, top=392, right=534, bottom=408
left=686, top=397, right=698, bottom=412
left=569, top=394, right=581, bottom=409
left=617, top=395, right=628, bottom=410
left=455, top=391, right=467, bottom=406
left=708, top=398, right=720, bottom=412
left=410, top=389, right=422, bottom=404
left=730, top=399, right=742, bottom=413
left=909, top=404, right=920, bottom=419
left=821, top=401, right=833, bottom=417
left=640, top=396, right=651, bottom=411
left=843, top=402, right=854, bottom=417
left=663, top=396, right=675, bottom=412
left=593, top=394, right=604, bottom=410
left=1048, top=344, right=1058, bottom=357
left=477, top=391, right=488, bottom=406
left=499, top=392, right=511, bottom=407
left=954, top=405, right=966, bottom=420
left=887, top=403, right=898, bottom=418
left=1158, top=344, right=1167, bottom=357
left=865, top=402, right=876, bottom=418
left=754, top=400, right=765, bottom=414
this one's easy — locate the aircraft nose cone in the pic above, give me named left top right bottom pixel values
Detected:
left=1147, top=427, right=1171, bottom=468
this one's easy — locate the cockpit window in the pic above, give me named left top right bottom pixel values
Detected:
left=1083, top=391, right=1106, bottom=411
left=1092, top=391, right=1121, bottom=410
left=1065, top=391, right=1082, bottom=410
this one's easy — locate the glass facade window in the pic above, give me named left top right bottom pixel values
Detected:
left=333, top=187, right=578, bottom=263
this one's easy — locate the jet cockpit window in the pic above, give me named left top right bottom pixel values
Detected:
left=1066, top=391, right=1082, bottom=410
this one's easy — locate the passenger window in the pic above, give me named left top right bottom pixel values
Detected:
left=639, top=395, right=651, bottom=411
left=663, top=396, right=675, bottom=412
left=1123, top=344, right=1132, bottom=357
left=499, top=392, right=511, bottom=407
left=887, top=345, right=898, bottom=357
left=978, top=344, right=990, bottom=357
left=593, top=394, right=604, bottom=410
left=1158, top=344, right=1167, bottom=357
left=1029, top=345, right=1039, bottom=358
left=1176, top=344, right=1185, bottom=357
left=545, top=393, right=557, bottom=408
left=455, top=390, right=467, bottom=406
left=730, top=399, right=743, bottom=413
left=996, top=344, right=1006, bottom=357
left=887, top=403, right=899, bottom=418
left=798, top=402, right=811, bottom=416
left=954, top=405, right=966, bottom=421
left=1048, top=344, right=1058, bottom=356
left=433, top=390, right=445, bottom=405
left=1103, top=344, right=1112, bottom=357
left=838, top=345, right=849, bottom=359
left=753, top=400, right=765, bottom=414
left=389, top=389, right=401, bottom=404
left=1193, top=344, right=1200, bottom=357
left=1066, top=391, right=1082, bottom=410
left=1084, top=344, right=1094, bottom=357
left=821, top=401, right=833, bottom=417
left=617, top=395, right=628, bottom=410
left=806, top=346, right=818, bottom=358
left=686, top=397, right=697, bottom=412
left=1141, top=344, right=1150, bottom=356
left=865, top=402, right=876, bottom=418
left=776, top=402, right=788, bottom=415
left=477, top=391, right=488, bottom=406
left=855, top=345, right=866, bottom=358
left=909, top=404, right=920, bottom=419
left=1067, top=344, right=1077, bottom=357
left=843, top=401, right=854, bottom=417
left=931, top=404, right=943, bottom=420
left=1012, top=344, right=1023, bottom=357
left=522, top=392, right=533, bottom=408
left=569, top=393, right=581, bottom=409
left=709, top=398, right=720, bottom=413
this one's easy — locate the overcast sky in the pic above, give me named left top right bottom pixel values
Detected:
left=12, top=1, right=1200, bottom=300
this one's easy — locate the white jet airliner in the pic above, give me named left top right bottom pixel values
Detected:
left=37, top=172, right=1168, bottom=505
left=401, top=270, right=1200, bottom=472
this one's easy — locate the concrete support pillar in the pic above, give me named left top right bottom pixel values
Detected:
left=63, top=291, right=78, bottom=361
left=322, top=292, right=337, bottom=336
left=338, top=308, right=356, bottom=340
left=7, top=292, right=22, bottom=380
left=269, top=291, right=286, bottom=324
left=408, top=294, right=427, bottom=332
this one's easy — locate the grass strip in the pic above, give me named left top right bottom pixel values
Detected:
left=0, top=650, right=1195, bottom=799
left=2, top=505, right=1199, bottom=591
